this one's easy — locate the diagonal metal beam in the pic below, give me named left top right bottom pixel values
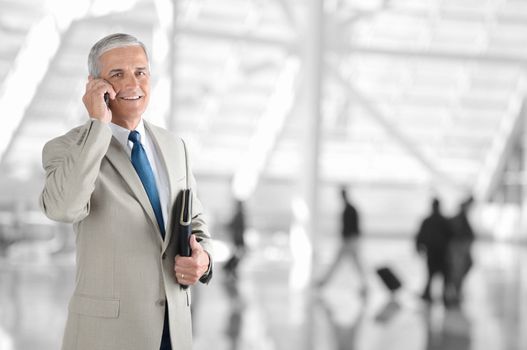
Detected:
left=274, top=0, right=298, bottom=30
left=0, top=16, right=61, bottom=165
left=329, top=66, right=460, bottom=188
left=231, top=58, right=300, bottom=200
left=474, top=78, right=527, bottom=201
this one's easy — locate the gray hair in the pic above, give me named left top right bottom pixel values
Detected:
left=88, top=33, right=149, bottom=77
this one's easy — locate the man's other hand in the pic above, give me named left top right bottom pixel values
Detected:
left=174, top=234, right=210, bottom=286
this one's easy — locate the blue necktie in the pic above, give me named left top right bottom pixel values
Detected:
left=128, top=130, right=165, bottom=238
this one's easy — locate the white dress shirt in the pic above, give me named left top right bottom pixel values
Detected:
left=108, top=119, right=170, bottom=231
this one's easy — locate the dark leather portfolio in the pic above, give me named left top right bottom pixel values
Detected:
left=171, top=189, right=193, bottom=289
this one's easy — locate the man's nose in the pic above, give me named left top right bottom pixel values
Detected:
left=123, top=73, right=139, bottom=87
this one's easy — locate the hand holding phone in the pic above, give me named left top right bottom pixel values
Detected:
left=82, top=78, right=115, bottom=124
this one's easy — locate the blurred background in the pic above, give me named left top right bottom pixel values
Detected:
left=1, top=0, right=526, bottom=349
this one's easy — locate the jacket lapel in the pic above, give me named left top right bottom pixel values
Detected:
left=145, top=121, right=186, bottom=252
left=105, top=136, right=163, bottom=243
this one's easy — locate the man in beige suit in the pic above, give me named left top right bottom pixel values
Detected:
left=40, top=33, right=212, bottom=350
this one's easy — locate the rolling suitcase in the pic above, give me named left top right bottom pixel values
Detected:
left=376, top=266, right=402, bottom=292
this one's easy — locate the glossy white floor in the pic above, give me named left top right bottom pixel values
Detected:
left=1, top=235, right=526, bottom=350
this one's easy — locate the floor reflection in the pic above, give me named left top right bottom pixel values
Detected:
left=373, top=296, right=401, bottom=324
left=314, top=293, right=366, bottom=350
left=223, top=276, right=245, bottom=350
left=1, top=237, right=525, bottom=350
left=424, top=304, right=471, bottom=350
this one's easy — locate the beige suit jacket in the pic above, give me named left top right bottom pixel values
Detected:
left=40, top=119, right=212, bottom=350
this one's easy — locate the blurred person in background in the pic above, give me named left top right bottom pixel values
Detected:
left=223, top=199, right=246, bottom=280
left=445, top=195, right=475, bottom=308
left=39, top=33, right=213, bottom=350
left=415, top=197, right=453, bottom=304
left=316, top=187, right=367, bottom=296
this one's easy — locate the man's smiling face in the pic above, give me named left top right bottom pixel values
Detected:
left=99, top=45, right=150, bottom=124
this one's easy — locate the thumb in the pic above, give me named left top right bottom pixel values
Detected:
left=189, top=234, right=202, bottom=251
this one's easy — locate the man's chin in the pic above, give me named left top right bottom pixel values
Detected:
left=110, top=113, right=144, bottom=127
left=112, top=108, right=146, bottom=120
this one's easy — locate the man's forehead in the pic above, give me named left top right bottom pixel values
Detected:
left=100, top=45, right=147, bottom=60
left=99, top=46, right=149, bottom=71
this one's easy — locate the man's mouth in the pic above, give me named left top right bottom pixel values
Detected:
left=120, top=95, right=142, bottom=101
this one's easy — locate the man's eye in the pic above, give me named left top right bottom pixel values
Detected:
left=112, top=73, right=122, bottom=78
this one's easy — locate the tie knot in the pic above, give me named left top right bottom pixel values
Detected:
left=129, top=130, right=141, bottom=144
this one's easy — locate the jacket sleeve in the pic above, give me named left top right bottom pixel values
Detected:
left=39, top=120, right=113, bottom=223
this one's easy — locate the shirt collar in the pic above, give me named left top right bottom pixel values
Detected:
left=109, top=119, right=146, bottom=149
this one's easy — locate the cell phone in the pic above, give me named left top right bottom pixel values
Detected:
left=104, top=92, right=110, bottom=107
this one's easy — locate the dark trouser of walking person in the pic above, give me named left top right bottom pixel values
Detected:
left=445, top=239, right=473, bottom=307
left=422, top=253, right=448, bottom=303
left=316, top=237, right=367, bottom=295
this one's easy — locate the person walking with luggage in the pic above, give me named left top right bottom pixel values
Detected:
left=415, top=197, right=453, bottom=304
left=316, top=187, right=367, bottom=296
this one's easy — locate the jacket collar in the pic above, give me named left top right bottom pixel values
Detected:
left=104, top=120, right=185, bottom=249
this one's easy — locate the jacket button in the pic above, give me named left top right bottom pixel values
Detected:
left=162, top=253, right=167, bottom=260
left=156, top=299, right=166, bottom=307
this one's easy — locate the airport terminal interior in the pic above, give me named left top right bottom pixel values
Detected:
left=1, top=0, right=527, bottom=349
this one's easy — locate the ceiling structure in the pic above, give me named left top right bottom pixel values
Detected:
left=0, top=0, right=525, bottom=235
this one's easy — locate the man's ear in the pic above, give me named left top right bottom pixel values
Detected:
left=88, top=75, right=93, bottom=81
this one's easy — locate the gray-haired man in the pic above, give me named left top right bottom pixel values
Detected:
left=40, top=33, right=213, bottom=350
